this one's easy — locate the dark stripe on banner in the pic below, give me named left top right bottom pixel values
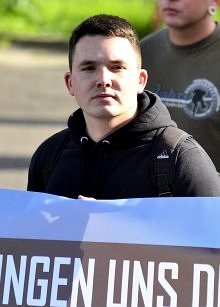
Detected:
left=0, top=238, right=220, bottom=306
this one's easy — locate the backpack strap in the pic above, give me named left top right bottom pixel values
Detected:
left=153, top=126, right=190, bottom=197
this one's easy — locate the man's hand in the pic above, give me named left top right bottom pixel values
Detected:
left=78, top=195, right=96, bottom=200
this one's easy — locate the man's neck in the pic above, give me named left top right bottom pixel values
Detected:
left=86, top=121, right=114, bottom=143
left=84, top=113, right=137, bottom=143
left=168, top=19, right=216, bottom=46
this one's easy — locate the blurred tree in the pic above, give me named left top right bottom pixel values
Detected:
left=0, top=0, right=19, bottom=13
left=0, top=0, right=157, bottom=39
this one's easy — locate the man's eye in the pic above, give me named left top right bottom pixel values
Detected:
left=111, top=65, right=125, bottom=71
left=81, top=66, right=95, bottom=71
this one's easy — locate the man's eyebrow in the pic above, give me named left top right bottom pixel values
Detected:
left=110, top=60, right=126, bottom=65
left=78, top=60, right=96, bottom=67
left=79, top=59, right=126, bottom=67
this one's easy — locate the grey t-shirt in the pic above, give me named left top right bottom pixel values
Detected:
left=141, top=23, right=220, bottom=170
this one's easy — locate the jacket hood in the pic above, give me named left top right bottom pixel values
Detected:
left=67, top=90, right=176, bottom=147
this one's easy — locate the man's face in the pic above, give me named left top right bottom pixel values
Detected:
left=157, top=0, right=215, bottom=29
left=65, top=35, right=147, bottom=125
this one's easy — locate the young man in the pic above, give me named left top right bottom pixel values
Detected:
left=27, top=14, right=220, bottom=199
left=141, top=0, right=220, bottom=170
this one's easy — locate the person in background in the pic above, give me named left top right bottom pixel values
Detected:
left=27, top=14, right=220, bottom=199
left=141, top=0, right=220, bottom=170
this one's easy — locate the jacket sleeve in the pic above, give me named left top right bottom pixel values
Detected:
left=173, top=138, right=220, bottom=196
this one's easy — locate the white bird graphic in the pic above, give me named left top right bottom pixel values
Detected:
left=40, top=210, right=60, bottom=223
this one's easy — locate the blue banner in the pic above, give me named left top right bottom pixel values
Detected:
left=0, top=189, right=220, bottom=248
left=1, top=189, right=220, bottom=306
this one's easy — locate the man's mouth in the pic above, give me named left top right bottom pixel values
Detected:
left=163, top=7, right=179, bottom=15
left=93, top=93, right=115, bottom=99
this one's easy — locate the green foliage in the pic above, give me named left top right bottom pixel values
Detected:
left=0, top=0, right=157, bottom=40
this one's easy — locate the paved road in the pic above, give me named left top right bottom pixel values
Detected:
left=0, top=45, right=77, bottom=190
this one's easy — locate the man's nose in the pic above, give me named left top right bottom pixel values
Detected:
left=96, top=67, right=112, bottom=88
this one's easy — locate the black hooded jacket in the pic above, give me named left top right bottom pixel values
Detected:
left=27, top=91, right=220, bottom=198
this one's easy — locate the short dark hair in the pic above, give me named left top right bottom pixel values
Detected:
left=68, top=14, right=141, bottom=71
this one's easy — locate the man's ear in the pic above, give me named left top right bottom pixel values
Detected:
left=137, top=69, right=148, bottom=94
left=64, top=72, right=74, bottom=96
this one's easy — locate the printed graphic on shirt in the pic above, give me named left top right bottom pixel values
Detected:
left=155, top=79, right=220, bottom=120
